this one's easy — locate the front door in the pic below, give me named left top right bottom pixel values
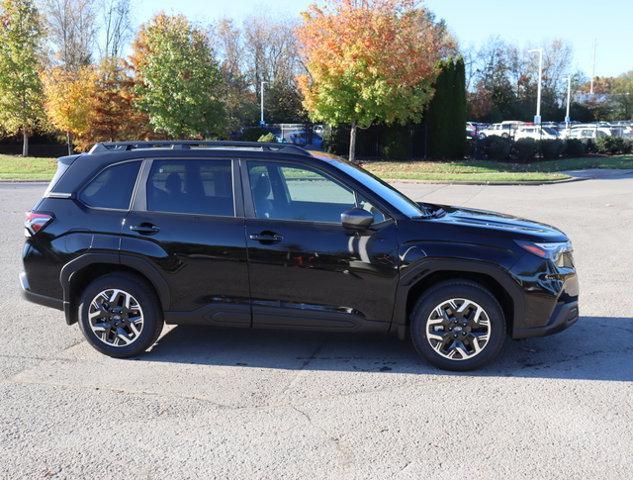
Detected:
left=123, top=158, right=251, bottom=327
left=242, top=159, right=400, bottom=331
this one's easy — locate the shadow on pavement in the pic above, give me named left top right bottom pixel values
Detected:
left=144, top=316, right=633, bottom=382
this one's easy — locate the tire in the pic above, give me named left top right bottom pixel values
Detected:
left=77, top=273, right=163, bottom=358
left=409, top=280, right=506, bottom=371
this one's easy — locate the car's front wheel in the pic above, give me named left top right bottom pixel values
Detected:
left=77, top=273, right=163, bottom=358
left=410, top=281, right=506, bottom=371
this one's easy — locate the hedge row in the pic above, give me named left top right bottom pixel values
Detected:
left=469, top=136, right=633, bottom=163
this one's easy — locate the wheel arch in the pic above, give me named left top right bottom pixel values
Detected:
left=393, top=260, right=524, bottom=340
left=60, top=253, right=170, bottom=325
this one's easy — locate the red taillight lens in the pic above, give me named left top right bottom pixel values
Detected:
left=25, top=212, right=53, bottom=236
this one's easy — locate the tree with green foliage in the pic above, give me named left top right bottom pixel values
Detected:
left=612, top=71, right=633, bottom=120
left=131, top=13, right=225, bottom=138
left=427, top=57, right=467, bottom=159
left=266, top=80, right=307, bottom=124
left=0, top=0, right=45, bottom=156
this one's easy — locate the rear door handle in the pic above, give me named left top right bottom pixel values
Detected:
left=249, top=232, right=283, bottom=243
left=130, top=223, right=160, bottom=235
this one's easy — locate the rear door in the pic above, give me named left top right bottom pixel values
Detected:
left=241, top=158, right=400, bottom=331
left=123, top=157, right=251, bottom=327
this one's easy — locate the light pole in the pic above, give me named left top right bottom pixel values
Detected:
left=564, top=75, right=572, bottom=129
left=590, top=38, right=597, bottom=95
left=528, top=48, right=543, bottom=126
left=260, top=81, right=268, bottom=127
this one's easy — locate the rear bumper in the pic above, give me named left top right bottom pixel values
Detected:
left=19, top=272, right=64, bottom=311
left=512, top=300, right=579, bottom=339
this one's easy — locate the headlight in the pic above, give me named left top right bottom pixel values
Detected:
left=516, top=240, right=572, bottom=263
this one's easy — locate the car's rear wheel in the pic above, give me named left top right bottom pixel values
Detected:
left=410, top=281, right=506, bottom=371
left=78, top=273, right=163, bottom=358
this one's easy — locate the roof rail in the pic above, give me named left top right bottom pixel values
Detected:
left=88, top=140, right=312, bottom=156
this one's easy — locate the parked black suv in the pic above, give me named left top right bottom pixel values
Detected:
left=20, top=141, right=579, bottom=370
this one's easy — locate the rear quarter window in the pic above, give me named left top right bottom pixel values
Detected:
left=79, top=161, right=141, bottom=210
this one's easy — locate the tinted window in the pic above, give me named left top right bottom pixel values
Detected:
left=147, top=160, right=234, bottom=216
left=79, top=161, right=140, bottom=209
left=314, top=156, right=425, bottom=218
left=248, top=162, right=385, bottom=223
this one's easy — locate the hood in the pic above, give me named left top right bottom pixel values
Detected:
left=422, top=204, right=568, bottom=243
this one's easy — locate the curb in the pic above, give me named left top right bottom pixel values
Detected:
left=0, top=180, right=50, bottom=184
left=0, top=177, right=588, bottom=187
left=386, top=176, right=587, bottom=186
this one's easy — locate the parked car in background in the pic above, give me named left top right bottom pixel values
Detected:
left=466, top=122, right=478, bottom=140
left=514, top=125, right=560, bottom=140
left=563, top=126, right=614, bottom=140
left=478, top=121, right=526, bottom=139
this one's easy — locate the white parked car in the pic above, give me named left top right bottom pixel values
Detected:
left=478, top=121, right=524, bottom=139
left=514, top=126, right=560, bottom=140
left=563, top=126, right=613, bottom=140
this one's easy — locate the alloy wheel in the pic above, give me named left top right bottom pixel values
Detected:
left=425, top=298, right=491, bottom=360
left=88, top=289, right=144, bottom=347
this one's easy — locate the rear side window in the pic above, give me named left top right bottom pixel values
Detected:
left=79, top=162, right=141, bottom=210
left=146, top=159, right=234, bottom=216
left=44, top=160, right=71, bottom=196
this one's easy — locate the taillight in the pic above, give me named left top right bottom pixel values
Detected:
left=24, top=212, right=53, bottom=236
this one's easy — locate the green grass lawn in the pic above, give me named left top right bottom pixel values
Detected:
left=1, top=153, right=633, bottom=183
left=362, top=155, right=633, bottom=183
left=0, top=155, right=57, bottom=180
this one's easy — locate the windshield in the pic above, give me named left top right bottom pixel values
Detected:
left=311, top=152, right=426, bottom=218
left=543, top=127, right=559, bottom=136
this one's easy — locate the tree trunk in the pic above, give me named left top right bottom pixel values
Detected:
left=348, top=121, right=357, bottom=164
left=66, top=131, right=73, bottom=155
left=22, top=130, right=29, bottom=157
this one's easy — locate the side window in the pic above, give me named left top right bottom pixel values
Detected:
left=247, top=162, right=386, bottom=224
left=79, top=161, right=140, bottom=210
left=146, top=159, right=234, bottom=216
left=281, top=166, right=355, bottom=205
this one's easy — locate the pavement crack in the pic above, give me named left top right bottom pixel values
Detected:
left=300, top=342, right=325, bottom=369
left=398, top=461, right=412, bottom=474
left=274, top=342, right=326, bottom=400
left=291, top=404, right=351, bottom=464
left=7, top=377, right=235, bottom=409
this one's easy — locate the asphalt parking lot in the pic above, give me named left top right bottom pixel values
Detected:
left=1, top=174, right=632, bottom=479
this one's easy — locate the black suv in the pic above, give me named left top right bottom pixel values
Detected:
left=20, top=141, right=579, bottom=370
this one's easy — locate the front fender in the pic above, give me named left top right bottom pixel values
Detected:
left=391, top=255, right=526, bottom=338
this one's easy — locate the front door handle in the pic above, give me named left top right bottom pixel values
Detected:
left=130, top=223, right=160, bottom=235
left=249, top=232, right=283, bottom=243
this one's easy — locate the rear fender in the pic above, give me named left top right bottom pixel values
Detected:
left=60, top=252, right=170, bottom=324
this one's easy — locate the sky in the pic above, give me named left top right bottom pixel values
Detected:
left=134, top=0, right=632, bottom=77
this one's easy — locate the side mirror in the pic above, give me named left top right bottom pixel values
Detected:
left=341, top=207, right=374, bottom=230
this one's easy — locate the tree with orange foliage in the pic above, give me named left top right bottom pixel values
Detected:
left=73, top=59, right=152, bottom=151
left=296, top=0, right=444, bottom=162
left=42, top=65, right=97, bottom=154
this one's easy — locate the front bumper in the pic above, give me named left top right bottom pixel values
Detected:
left=513, top=300, right=579, bottom=338
left=19, top=271, right=64, bottom=311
